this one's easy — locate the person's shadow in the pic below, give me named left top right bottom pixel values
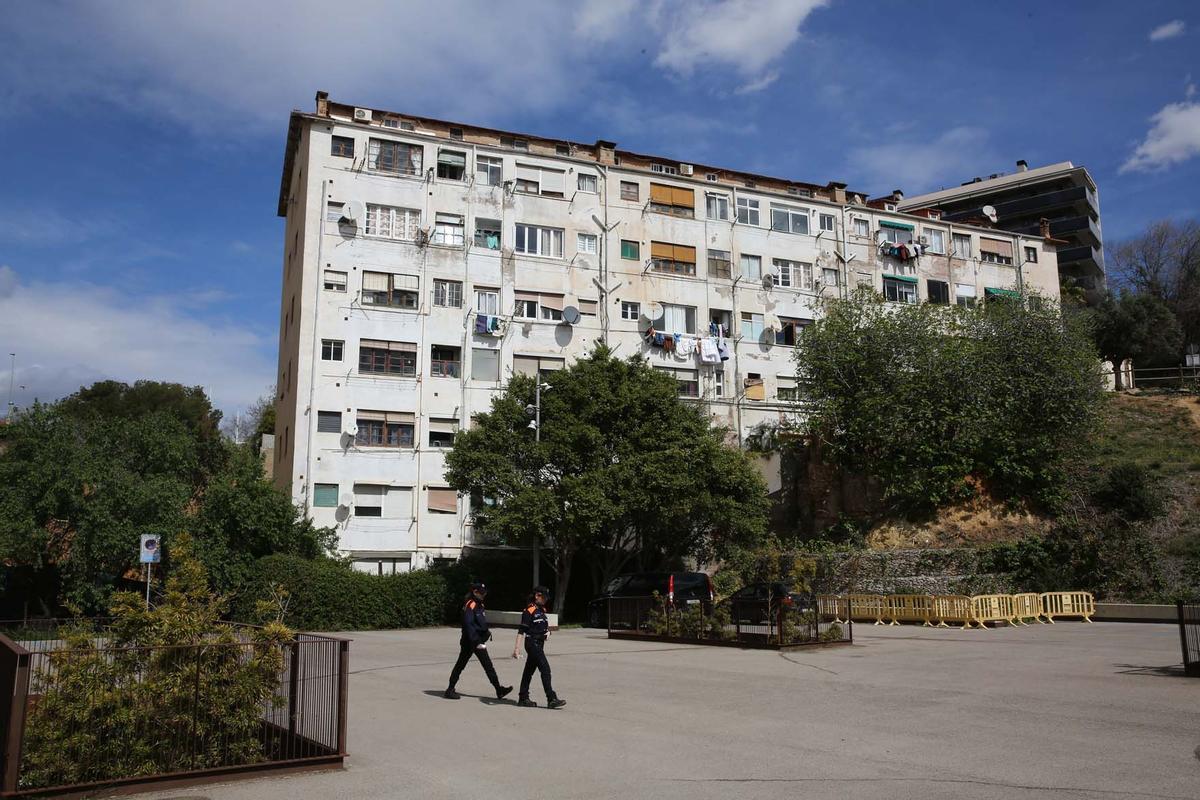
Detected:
left=421, top=689, right=517, bottom=706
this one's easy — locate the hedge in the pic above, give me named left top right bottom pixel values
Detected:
left=233, top=555, right=464, bottom=631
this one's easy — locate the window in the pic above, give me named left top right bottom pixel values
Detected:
left=430, top=345, right=461, bottom=378
left=472, top=347, right=500, bottom=381
left=777, top=377, right=800, bottom=401
left=706, top=172, right=719, bottom=182
left=883, top=276, right=918, bottom=303
left=880, top=223, right=913, bottom=244
left=650, top=163, right=679, bottom=175
left=358, top=339, right=417, bottom=377
left=556, top=144, right=571, bottom=156
left=450, top=127, right=464, bottom=141
left=367, top=138, right=422, bottom=175
left=649, top=183, right=695, bottom=217
left=621, top=240, right=639, bottom=260
left=710, top=308, right=732, bottom=333
left=657, top=367, right=699, bottom=397
left=476, top=155, right=503, bottom=186
left=355, top=484, right=411, bottom=518
left=1024, top=246, right=1038, bottom=263
left=326, top=202, right=345, bottom=223
left=819, top=213, right=836, bottom=232
left=952, top=233, right=972, bottom=258
left=616, top=182, right=639, bottom=204
left=364, top=204, right=420, bottom=240
left=475, top=288, right=499, bottom=315
left=317, top=411, right=342, bottom=433
left=925, top=229, right=946, bottom=254
left=427, top=488, right=458, bottom=515
left=355, top=411, right=415, bottom=448
left=500, top=136, right=528, bottom=152
left=706, top=194, right=730, bottom=221
left=474, top=218, right=501, bottom=250
left=661, top=303, right=696, bottom=334
left=515, top=163, right=565, bottom=197
left=713, top=368, right=726, bottom=398
left=514, top=292, right=562, bottom=320
left=436, top=149, right=466, bottom=180
left=955, top=283, right=977, bottom=308
left=740, top=254, right=762, bottom=280
left=432, top=213, right=465, bottom=246
left=577, top=232, right=598, bottom=255
left=621, top=301, right=640, bottom=320
left=736, top=197, right=760, bottom=225
left=708, top=249, right=732, bottom=279
left=513, top=354, right=565, bottom=377
left=313, top=484, right=338, bottom=507
left=650, top=242, right=697, bottom=276
left=980, top=239, right=1014, bottom=265
left=361, top=271, right=419, bottom=309
left=853, top=218, right=870, bottom=237
left=789, top=187, right=813, bottom=198
left=822, top=267, right=839, bottom=287
left=926, top=279, right=950, bottom=305
left=539, top=294, right=564, bottom=321
left=321, top=339, right=344, bottom=361
left=323, top=270, right=347, bottom=291
left=433, top=280, right=463, bottom=308
left=772, top=259, right=813, bottom=290
left=775, top=317, right=809, bottom=346
left=741, top=312, right=764, bottom=340
left=428, top=418, right=459, bottom=448
left=331, top=136, right=354, bottom=158
left=577, top=173, right=598, bottom=193
left=744, top=372, right=765, bottom=400
left=514, top=224, right=564, bottom=257
left=770, top=205, right=810, bottom=235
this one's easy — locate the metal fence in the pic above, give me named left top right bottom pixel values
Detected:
left=607, top=596, right=852, bottom=647
left=1179, top=603, right=1200, bottom=678
left=1101, top=365, right=1200, bottom=390
left=0, top=620, right=348, bottom=796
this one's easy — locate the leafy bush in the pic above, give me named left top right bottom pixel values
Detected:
left=1092, top=462, right=1166, bottom=520
left=20, top=534, right=291, bottom=790
left=234, top=555, right=458, bottom=631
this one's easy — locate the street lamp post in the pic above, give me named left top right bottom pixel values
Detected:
left=527, top=380, right=549, bottom=586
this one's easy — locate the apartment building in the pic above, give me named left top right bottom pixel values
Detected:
left=274, top=92, right=1063, bottom=574
left=899, top=160, right=1105, bottom=298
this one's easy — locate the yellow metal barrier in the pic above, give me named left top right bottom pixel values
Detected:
left=1011, top=593, right=1044, bottom=625
left=1040, top=591, right=1095, bottom=623
left=847, top=593, right=887, bottom=625
left=932, top=594, right=977, bottom=629
left=816, top=595, right=845, bottom=623
left=886, top=594, right=935, bottom=626
left=971, top=594, right=1016, bottom=628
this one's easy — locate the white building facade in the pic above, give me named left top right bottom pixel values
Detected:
left=274, top=93, right=1063, bottom=574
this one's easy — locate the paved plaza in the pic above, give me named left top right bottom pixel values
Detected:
left=155, top=622, right=1197, bottom=800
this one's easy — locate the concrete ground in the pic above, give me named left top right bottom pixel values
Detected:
left=154, top=622, right=1198, bottom=800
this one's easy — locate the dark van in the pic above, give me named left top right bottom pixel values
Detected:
left=586, top=571, right=714, bottom=627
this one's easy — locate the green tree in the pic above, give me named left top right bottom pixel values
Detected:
left=443, top=346, right=769, bottom=616
left=1090, top=292, right=1184, bottom=388
left=1109, top=219, right=1200, bottom=354
left=794, top=288, right=1103, bottom=515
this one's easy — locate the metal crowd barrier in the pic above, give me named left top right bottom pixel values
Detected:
left=817, top=592, right=1095, bottom=630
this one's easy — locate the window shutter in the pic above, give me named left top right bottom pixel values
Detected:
left=428, top=488, right=458, bottom=513
left=671, top=187, right=695, bottom=208
left=392, top=273, right=419, bottom=290
left=428, top=418, right=460, bottom=433
left=356, top=410, right=387, bottom=422
left=386, top=411, right=416, bottom=424
left=650, top=241, right=675, bottom=261
left=674, top=244, right=696, bottom=263
left=649, top=183, right=674, bottom=204
left=513, top=355, right=539, bottom=376
left=359, top=338, right=391, bottom=350
left=362, top=272, right=390, bottom=291
left=390, top=341, right=418, bottom=352
left=541, top=169, right=565, bottom=194
left=437, top=150, right=466, bottom=167
left=515, top=164, right=540, bottom=183
left=317, top=411, right=342, bottom=433
left=980, top=239, right=1013, bottom=258
left=515, top=291, right=539, bottom=303
left=539, top=294, right=564, bottom=311
left=579, top=299, right=598, bottom=314
left=355, top=484, right=384, bottom=504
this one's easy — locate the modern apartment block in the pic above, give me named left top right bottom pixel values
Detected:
left=274, top=92, right=1063, bottom=574
left=899, top=160, right=1104, bottom=298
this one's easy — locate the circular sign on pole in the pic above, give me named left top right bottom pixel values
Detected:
left=140, top=535, right=161, bottom=564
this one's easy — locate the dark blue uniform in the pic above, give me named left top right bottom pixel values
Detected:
left=518, top=602, right=559, bottom=703
left=446, top=597, right=503, bottom=694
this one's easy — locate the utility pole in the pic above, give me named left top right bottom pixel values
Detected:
left=532, top=380, right=542, bottom=587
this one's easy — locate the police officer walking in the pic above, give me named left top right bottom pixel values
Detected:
left=445, top=582, right=513, bottom=700
left=511, top=585, right=565, bottom=708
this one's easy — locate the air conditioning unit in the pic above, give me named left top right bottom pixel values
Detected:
left=353, top=108, right=372, bottom=122
left=679, top=163, right=694, bottom=176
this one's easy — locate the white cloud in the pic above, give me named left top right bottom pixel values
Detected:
left=652, top=0, right=829, bottom=84
left=1149, top=20, right=1186, bottom=41
left=0, top=268, right=275, bottom=415
left=1120, top=100, right=1200, bottom=173
left=846, top=127, right=997, bottom=195
left=574, top=0, right=639, bottom=40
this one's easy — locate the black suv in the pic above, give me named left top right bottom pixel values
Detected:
left=587, top=572, right=714, bottom=627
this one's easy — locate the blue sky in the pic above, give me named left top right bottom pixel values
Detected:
left=2, top=0, right=1198, bottom=417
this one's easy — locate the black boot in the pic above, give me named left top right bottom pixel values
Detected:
left=444, top=688, right=461, bottom=699
left=496, top=684, right=513, bottom=699
left=547, top=697, right=566, bottom=709
left=517, top=697, right=537, bottom=707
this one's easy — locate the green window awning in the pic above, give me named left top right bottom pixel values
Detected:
left=879, top=220, right=914, bottom=231
left=984, top=287, right=1020, bottom=298
left=883, top=274, right=918, bottom=284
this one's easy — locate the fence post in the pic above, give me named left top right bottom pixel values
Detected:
left=1, top=652, right=30, bottom=794
left=1179, top=602, right=1191, bottom=673
left=288, top=639, right=301, bottom=738
left=336, top=640, right=349, bottom=755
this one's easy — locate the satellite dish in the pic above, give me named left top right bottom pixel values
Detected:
left=764, top=312, right=782, bottom=332
left=338, top=493, right=354, bottom=508
left=561, top=305, right=581, bottom=325
left=982, top=205, right=998, bottom=223
left=642, top=301, right=665, bottom=323
left=761, top=273, right=775, bottom=290
left=343, top=199, right=366, bottom=224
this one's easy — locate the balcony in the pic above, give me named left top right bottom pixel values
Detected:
left=942, top=184, right=1099, bottom=228
left=1011, top=215, right=1102, bottom=248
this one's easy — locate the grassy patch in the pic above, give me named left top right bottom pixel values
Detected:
left=1090, top=394, right=1200, bottom=484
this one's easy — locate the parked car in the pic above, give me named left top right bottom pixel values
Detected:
left=722, top=583, right=815, bottom=624
left=587, top=572, right=714, bottom=628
